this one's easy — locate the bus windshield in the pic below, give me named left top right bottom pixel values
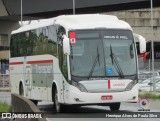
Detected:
left=70, top=30, right=136, bottom=78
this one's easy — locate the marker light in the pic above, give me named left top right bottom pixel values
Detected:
left=69, top=32, right=76, bottom=44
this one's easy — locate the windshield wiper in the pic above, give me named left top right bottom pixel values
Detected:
left=88, top=46, right=100, bottom=79
left=110, top=44, right=124, bottom=78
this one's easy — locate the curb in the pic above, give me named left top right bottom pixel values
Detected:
left=0, top=88, right=11, bottom=92
left=12, top=93, right=47, bottom=121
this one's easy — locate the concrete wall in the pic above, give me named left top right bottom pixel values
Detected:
left=0, top=21, right=19, bottom=59
left=12, top=93, right=47, bottom=121
left=0, top=21, right=19, bottom=35
left=105, top=7, right=160, bottom=41
left=0, top=0, right=8, bottom=16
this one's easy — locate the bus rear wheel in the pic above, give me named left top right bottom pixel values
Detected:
left=109, top=103, right=120, bottom=111
left=19, top=83, right=24, bottom=96
left=30, top=99, right=38, bottom=105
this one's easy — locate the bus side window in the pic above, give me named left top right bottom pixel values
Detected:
left=48, top=25, right=57, bottom=57
left=27, top=30, right=37, bottom=56
left=10, top=36, right=15, bottom=57
left=10, top=34, right=21, bottom=57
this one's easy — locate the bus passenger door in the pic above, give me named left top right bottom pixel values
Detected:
left=25, top=65, right=32, bottom=98
left=62, top=55, right=69, bottom=103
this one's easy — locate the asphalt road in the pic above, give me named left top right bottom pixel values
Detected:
left=1, top=92, right=160, bottom=121
left=0, top=92, right=11, bottom=104
left=38, top=100, right=160, bottom=121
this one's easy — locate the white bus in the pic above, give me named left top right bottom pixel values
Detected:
left=10, top=14, right=138, bottom=113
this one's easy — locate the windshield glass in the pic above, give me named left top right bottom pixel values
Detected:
left=70, top=30, right=136, bottom=78
left=103, top=30, right=136, bottom=76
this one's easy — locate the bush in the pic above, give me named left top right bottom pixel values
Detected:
left=0, top=101, right=12, bottom=112
left=139, top=92, right=160, bottom=100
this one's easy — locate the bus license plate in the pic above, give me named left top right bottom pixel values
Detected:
left=101, top=95, right=112, bottom=100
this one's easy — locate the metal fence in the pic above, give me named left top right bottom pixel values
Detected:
left=0, top=74, right=9, bottom=87
left=138, top=59, right=160, bottom=72
left=138, top=59, right=160, bottom=92
left=0, top=63, right=9, bottom=88
left=138, top=59, right=160, bottom=81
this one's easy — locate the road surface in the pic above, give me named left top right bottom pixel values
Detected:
left=1, top=92, right=160, bottom=121
left=38, top=100, right=160, bottom=121
left=0, top=92, right=11, bottom=104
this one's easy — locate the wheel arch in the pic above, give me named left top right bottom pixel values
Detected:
left=19, top=80, right=25, bottom=95
left=51, top=81, right=60, bottom=102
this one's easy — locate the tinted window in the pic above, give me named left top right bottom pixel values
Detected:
left=10, top=25, right=57, bottom=57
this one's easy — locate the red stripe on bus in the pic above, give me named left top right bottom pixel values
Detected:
left=108, top=80, right=111, bottom=89
left=27, top=60, right=53, bottom=64
left=9, top=62, right=24, bottom=65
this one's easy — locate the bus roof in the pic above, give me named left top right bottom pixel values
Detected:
left=12, top=14, right=132, bottom=34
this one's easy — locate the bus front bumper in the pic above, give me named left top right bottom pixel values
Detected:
left=64, top=84, right=138, bottom=105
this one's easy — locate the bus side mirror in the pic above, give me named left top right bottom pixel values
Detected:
left=134, top=33, right=146, bottom=54
left=63, top=35, right=70, bottom=55
left=139, top=39, right=146, bottom=53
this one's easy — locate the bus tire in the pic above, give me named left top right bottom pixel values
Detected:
left=109, top=103, right=120, bottom=111
left=19, top=83, right=24, bottom=96
left=30, top=99, right=38, bottom=106
left=54, top=89, right=65, bottom=113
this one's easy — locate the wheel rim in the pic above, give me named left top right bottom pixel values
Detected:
left=55, top=90, right=60, bottom=112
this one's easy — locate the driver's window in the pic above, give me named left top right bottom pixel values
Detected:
left=130, top=44, right=134, bottom=59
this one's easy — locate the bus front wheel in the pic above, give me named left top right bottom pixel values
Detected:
left=109, top=103, right=120, bottom=111
left=54, top=89, right=65, bottom=113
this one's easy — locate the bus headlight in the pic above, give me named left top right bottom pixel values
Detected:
left=72, top=81, right=88, bottom=92
left=125, top=80, right=137, bottom=91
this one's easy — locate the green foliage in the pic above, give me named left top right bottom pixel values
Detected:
left=139, top=92, right=160, bottom=100
left=0, top=101, right=12, bottom=112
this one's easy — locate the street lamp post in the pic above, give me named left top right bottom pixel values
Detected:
left=73, top=0, right=75, bottom=15
left=21, top=0, right=23, bottom=26
left=150, top=0, right=155, bottom=91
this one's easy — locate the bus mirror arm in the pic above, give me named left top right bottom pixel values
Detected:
left=63, top=35, right=70, bottom=55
